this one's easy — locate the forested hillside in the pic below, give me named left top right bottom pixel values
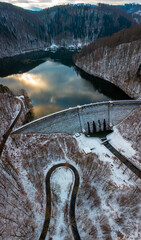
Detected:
left=75, top=24, right=141, bottom=99
left=37, top=4, right=134, bottom=44
left=0, top=3, right=135, bottom=58
left=0, top=2, right=48, bottom=58
left=118, top=3, right=141, bottom=23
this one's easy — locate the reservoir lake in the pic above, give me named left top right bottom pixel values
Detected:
left=0, top=50, right=130, bottom=119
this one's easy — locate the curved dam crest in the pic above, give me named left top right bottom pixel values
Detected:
left=12, top=100, right=141, bottom=135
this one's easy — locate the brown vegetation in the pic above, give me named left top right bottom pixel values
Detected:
left=75, top=24, right=141, bottom=60
left=117, top=105, right=141, bottom=168
left=1, top=125, right=140, bottom=239
left=0, top=3, right=135, bottom=58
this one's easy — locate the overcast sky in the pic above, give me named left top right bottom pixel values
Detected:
left=2, top=1, right=141, bottom=10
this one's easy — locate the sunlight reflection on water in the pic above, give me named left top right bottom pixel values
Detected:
left=1, top=60, right=110, bottom=119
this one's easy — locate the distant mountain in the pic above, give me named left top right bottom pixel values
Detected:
left=37, top=4, right=134, bottom=45
left=0, top=2, right=135, bottom=58
left=75, top=24, right=141, bottom=99
left=30, top=7, right=42, bottom=12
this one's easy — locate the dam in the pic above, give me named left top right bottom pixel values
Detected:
left=13, top=100, right=141, bottom=135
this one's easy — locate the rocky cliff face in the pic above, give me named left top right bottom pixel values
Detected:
left=0, top=3, right=134, bottom=58
left=75, top=25, right=141, bottom=99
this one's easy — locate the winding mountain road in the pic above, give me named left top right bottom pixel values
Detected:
left=39, top=163, right=81, bottom=240
left=0, top=97, right=23, bottom=157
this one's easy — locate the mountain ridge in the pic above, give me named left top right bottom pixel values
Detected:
left=0, top=2, right=135, bottom=59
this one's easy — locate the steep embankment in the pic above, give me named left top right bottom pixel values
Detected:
left=106, top=104, right=141, bottom=170
left=0, top=3, right=135, bottom=58
left=75, top=25, right=141, bottom=99
left=0, top=85, right=32, bottom=145
left=0, top=85, right=37, bottom=239
left=117, top=105, right=141, bottom=167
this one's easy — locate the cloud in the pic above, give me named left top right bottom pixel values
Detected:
left=33, top=104, right=63, bottom=119
left=2, top=0, right=141, bottom=10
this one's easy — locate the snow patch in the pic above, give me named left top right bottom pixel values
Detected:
left=135, top=10, right=141, bottom=16
left=74, top=133, right=138, bottom=187
left=107, top=127, right=136, bottom=159
left=51, top=167, right=73, bottom=203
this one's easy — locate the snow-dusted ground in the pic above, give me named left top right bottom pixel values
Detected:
left=48, top=167, right=74, bottom=240
left=0, top=90, right=141, bottom=239
left=75, top=133, right=141, bottom=188
left=107, top=128, right=136, bottom=159
left=75, top=40, right=141, bottom=99
left=136, top=10, right=141, bottom=16
left=1, top=131, right=140, bottom=240
left=75, top=134, right=141, bottom=240
left=0, top=93, right=30, bottom=144
left=0, top=93, right=20, bottom=142
left=107, top=127, right=141, bottom=170
left=113, top=105, right=141, bottom=170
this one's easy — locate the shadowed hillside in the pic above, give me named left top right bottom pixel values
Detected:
left=75, top=24, right=141, bottom=99
left=0, top=3, right=135, bottom=58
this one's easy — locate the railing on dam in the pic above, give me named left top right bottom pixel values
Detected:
left=12, top=100, right=141, bottom=135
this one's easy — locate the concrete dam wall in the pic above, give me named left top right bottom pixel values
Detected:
left=13, top=100, right=141, bottom=135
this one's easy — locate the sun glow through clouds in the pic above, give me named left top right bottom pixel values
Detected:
left=7, top=73, right=48, bottom=89
left=20, top=73, right=38, bottom=86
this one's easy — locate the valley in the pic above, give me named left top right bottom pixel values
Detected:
left=0, top=3, right=137, bottom=59
left=0, top=2, right=141, bottom=240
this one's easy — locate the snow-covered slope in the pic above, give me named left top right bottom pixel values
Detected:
left=108, top=105, right=141, bottom=169
left=0, top=84, right=140, bottom=239
left=1, top=131, right=140, bottom=240
left=75, top=25, right=141, bottom=99
left=0, top=85, right=31, bottom=144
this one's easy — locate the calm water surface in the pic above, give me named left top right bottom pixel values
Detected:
left=0, top=50, right=130, bottom=119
